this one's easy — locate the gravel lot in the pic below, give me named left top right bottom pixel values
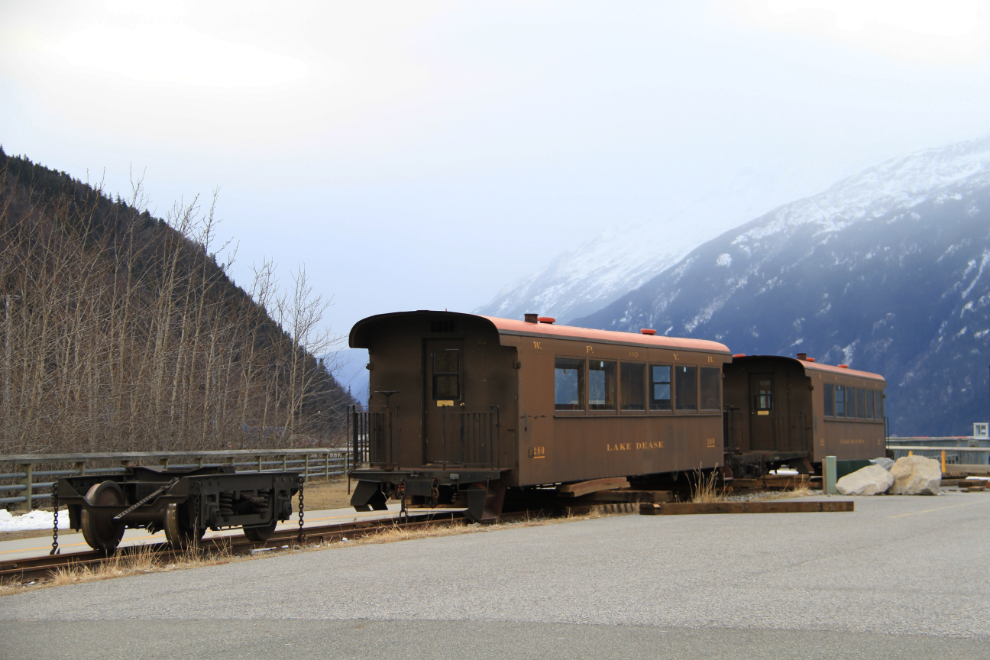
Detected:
left=2, top=493, right=988, bottom=658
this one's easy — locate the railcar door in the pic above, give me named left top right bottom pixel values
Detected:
left=748, top=373, right=776, bottom=451
left=423, top=339, right=464, bottom=465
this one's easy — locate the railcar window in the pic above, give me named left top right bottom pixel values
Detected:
left=433, top=349, right=460, bottom=399
left=675, top=366, right=698, bottom=411
left=878, top=389, right=885, bottom=419
left=824, top=384, right=835, bottom=417
left=834, top=385, right=846, bottom=417
left=649, top=365, right=672, bottom=410
left=847, top=387, right=857, bottom=418
left=866, top=389, right=875, bottom=419
left=856, top=388, right=866, bottom=419
left=700, top=367, right=720, bottom=411
left=589, top=360, right=617, bottom=411
left=555, top=357, right=586, bottom=411
left=620, top=362, right=646, bottom=411
left=753, top=379, right=772, bottom=411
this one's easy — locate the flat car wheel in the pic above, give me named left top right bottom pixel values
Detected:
left=164, top=503, right=205, bottom=550
left=80, top=481, right=126, bottom=552
left=242, top=517, right=278, bottom=542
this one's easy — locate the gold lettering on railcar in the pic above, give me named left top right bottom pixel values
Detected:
left=635, top=441, right=664, bottom=450
left=606, top=443, right=633, bottom=452
left=532, top=341, right=542, bottom=349
left=529, top=446, right=546, bottom=459
left=707, top=356, right=713, bottom=363
left=706, top=437, right=716, bottom=448
left=586, top=345, right=594, bottom=354
left=839, top=439, right=865, bottom=445
left=628, top=351, right=639, bottom=358
left=672, top=353, right=679, bottom=361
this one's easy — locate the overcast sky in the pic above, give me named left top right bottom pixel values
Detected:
left=3, top=1, right=990, bottom=353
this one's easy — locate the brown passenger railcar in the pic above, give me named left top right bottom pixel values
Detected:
left=722, top=355, right=887, bottom=477
left=348, top=311, right=732, bottom=521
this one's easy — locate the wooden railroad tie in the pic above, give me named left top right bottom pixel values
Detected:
left=639, top=500, right=854, bottom=516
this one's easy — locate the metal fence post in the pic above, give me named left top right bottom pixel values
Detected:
left=304, top=453, right=310, bottom=483
left=18, top=462, right=32, bottom=512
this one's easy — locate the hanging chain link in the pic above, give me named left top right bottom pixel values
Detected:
left=50, top=480, right=60, bottom=556
left=297, top=481, right=305, bottom=544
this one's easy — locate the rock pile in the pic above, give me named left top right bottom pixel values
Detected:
left=834, top=455, right=942, bottom=496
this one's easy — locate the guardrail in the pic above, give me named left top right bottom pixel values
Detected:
left=0, top=449, right=350, bottom=511
left=884, top=444, right=990, bottom=468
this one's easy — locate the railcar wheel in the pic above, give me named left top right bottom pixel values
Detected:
left=163, top=503, right=205, bottom=550
left=242, top=517, right=278, bottom=542
left=80, top=481, right=126, bottom=552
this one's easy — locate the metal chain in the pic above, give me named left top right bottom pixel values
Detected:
left=297, top=482, right=305, bottom=544
left=50, top=480, right=60, bottom=556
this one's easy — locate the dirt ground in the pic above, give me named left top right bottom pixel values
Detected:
left=0, top=479, right=353, bottom=543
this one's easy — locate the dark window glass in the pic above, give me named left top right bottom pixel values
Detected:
left=878, top=389, right=885, bottom=419
left=847, top=387, right=857, bottom=418
left=856, top=388, right=866, bottom=419
left=700, top=367, right=720, bottom=410
left=866, top=389, right=875, bottom=419
left=824, top=384, right=834, bottom=417
left=589, top=360, right=617, bottom=411
left=650, top=365, right=672, bottom=411
left=753, top=379, right=773, bottom=412
left=432, top=349, right=459, bottom=399
left=555, top=357, right=585, bottom=411
left=675, top=365, right=698, bottom=411
left=620, top=362, right=646, bottom=411
left=835, top=385, right=846, bottom=417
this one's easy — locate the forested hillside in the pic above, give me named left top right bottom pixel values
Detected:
left=0, top=148, right=355, bottom=454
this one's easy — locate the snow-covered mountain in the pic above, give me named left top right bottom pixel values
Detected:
left=574, top=135, right=990, bottom=436
left=474, top=167, right=825, bottom=323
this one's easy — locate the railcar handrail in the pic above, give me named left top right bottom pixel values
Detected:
left=0, top=448, right=349, bottom=511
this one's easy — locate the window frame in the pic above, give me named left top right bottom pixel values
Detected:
left=649, top=363, right=673, bottom=412
left=554, top=356, right=587, bottom=412
left=620, top=361, right=647, bottom=412
left=588, top=359, right=618, bottom=412
left=674, top=365, right=699, bottom=412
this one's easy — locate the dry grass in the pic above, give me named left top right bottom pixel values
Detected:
left=291, top=479, right=353, bottom=511
left=690, top=468, right=727, bottom=504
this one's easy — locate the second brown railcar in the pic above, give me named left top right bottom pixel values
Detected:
left=348, top=311, right=732, bottom=520
left=722, top=355, right=887, bottom=476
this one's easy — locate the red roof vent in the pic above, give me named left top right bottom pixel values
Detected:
left=538, top=317, right=555, bottom=324
left=806, top=357, right=815, bottom=362
left=640, top=328, right=656, bottom=335
left=838, top=364, right=849, bottom=368
left=732, top=353, right=746, bottom=358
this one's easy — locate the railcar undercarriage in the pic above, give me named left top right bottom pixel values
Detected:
left=58, top=466, right=301, bottom=551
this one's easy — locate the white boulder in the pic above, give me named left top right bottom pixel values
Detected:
left=889, top=455, right=942, bottom=495
left=836, top=465, right=894, bottom=496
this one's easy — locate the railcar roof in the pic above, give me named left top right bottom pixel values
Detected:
left=733, top=354, right=885, bottom=384
left=485, top=316, right=731, bottom=354
left=350, top=311, right=730, bottom=354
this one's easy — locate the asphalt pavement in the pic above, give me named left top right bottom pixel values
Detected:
left=2, top=492, right=988, bottom=659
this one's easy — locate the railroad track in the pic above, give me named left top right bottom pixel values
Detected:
left=0, top=510, right=468, bottom=584
left=1, top=502, right=635, bottom=585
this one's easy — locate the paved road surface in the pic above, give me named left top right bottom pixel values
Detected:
left=2, top=493, right=988, bottom=659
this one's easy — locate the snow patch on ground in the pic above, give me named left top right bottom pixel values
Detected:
left=0, top=509, right=68, bottom=532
